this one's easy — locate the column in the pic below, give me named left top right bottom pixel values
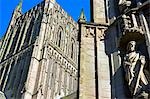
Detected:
left=79, top=25, right=96, bottom=99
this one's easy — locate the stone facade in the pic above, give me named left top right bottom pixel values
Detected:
left=0, top=0, right=150, bottom=99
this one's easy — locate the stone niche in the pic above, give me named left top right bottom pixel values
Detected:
left=119, top=38, right=150, bottom=98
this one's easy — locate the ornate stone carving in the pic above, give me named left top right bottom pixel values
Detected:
left=97, top=28, right=105, bottom=40
left=123, top=41, right=149, bottom=98
left=118, top=0, right=131, bottom=13
left=85, top=27, right=95, bottom=37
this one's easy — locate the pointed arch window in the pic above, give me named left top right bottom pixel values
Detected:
left=57, top=27, right=64, bottom=48
left=31, top=14, right=42, bottom=43
left=58, top=30, right=62, bottom=47
left=9, top=26, right=21, bottom=54
left=71, top=42, right=74, bottom=59
left=71, top=38, right=75, bottom=59
left=16, top=22, right=27, bottom=52
left=24, top=17, right=35, bottom=46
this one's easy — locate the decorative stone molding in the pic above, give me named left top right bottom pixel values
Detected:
left=47, top=45, right=77, bottom=77
left=97, top=28, right=106, bottom=40
left=118, top=0, right=131, bottom=13
left=85, top=27, right=95, bottom=37
left=119, top=13, right=145, bottom=51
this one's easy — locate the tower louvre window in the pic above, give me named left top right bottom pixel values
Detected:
left=0, top=63, right=10, bottom=90
left=24, top=17, right=34, bottom=46
left=9, top=26, right=21, bottom=55
left=16, top=22, right=27, bottom=52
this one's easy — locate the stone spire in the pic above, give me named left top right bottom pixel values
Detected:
left=16, top=0, right=22, bottom=12
left=78, top=8, right=86, bottom=22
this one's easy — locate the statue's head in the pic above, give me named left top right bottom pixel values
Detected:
left=127, top=41, right=136, bottom=52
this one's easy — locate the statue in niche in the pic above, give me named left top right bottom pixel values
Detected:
left=123, top=41, right=149, bottom=98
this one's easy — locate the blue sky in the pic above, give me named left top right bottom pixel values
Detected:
left=0, top=0, right=90, bottom=38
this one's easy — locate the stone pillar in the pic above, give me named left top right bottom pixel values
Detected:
left=38, top=47, right=49, bottom=99
left=96, top=28, right=111, bottom=99
left=22, top=12, right=47, bottom=99
left=90, top=0, right=106, bottom=23
left=79, top=25, right=96, bottom=99
left=22, top=1, right=55, bottom=99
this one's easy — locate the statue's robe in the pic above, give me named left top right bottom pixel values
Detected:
left=124, top=52, right=148, bottom=95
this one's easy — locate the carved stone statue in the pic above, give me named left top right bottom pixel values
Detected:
left=123, top=41, right=149, bottom=98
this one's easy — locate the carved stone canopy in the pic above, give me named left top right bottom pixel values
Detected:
left=119, top=32, right=145, bottom=52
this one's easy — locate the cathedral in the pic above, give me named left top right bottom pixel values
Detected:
left=0, top=0, right=149, bottom=99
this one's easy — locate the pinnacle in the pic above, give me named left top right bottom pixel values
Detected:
left=78, top=8, right=86, bottom=22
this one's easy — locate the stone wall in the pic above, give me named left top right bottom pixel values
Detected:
left=78, top=22, right=111, bottom=99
